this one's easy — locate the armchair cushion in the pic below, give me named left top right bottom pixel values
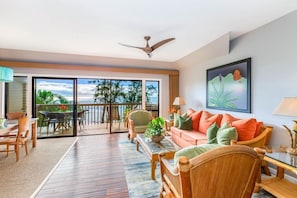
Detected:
left=173, top=144, right=222, bottom=167
left=129, top=110, right=152, bottom=125
left=134, top=125, right=149, bottom=133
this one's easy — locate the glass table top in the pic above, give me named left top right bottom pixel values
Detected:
left=265, top=152, right=297, bottom=168
left=137, top=134, right=180, bottom=154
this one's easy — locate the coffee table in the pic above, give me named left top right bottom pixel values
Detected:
left=136, top=134, right=180, bottom=180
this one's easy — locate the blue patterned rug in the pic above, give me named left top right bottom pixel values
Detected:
left=119, top=140, right=275, bottom=198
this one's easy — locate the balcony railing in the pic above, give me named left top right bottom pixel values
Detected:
left=35, top=103, right=158, bottom=129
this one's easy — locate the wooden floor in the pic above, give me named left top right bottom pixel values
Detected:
left=35, top=133, right=130, bottom=198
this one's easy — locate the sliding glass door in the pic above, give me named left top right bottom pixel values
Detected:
left=32, top=77, right=160, bottom=137
left=33, top=77, right=77, bottom=138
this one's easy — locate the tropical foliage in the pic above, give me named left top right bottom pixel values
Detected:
left=145, top=117, right=165, bottom=137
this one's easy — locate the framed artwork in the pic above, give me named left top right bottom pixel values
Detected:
left=206, top=58, right=251, bottom=113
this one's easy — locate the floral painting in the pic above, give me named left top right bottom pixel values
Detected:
left=206, top=58, right=251, bottom=113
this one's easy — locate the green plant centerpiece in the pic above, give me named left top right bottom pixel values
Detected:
left=145, top=117, right=165, bottom=143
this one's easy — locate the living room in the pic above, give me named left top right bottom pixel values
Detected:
left=1, top=1, right=297, bottom=197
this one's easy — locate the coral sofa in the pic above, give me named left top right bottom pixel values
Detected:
left=171, top=109, right=273, bottom=149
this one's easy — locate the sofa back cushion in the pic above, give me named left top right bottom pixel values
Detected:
left=190, top=111, right=202, bottom=130
left=221, top=114, right=259, bottom=141
left=231, top=118, right=257, bottom=141
left=198, top=111, right=222, bottom=134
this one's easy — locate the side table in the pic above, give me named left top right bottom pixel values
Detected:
left=255, top=151, right=297, bottom=197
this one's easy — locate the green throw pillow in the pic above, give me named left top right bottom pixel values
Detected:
left=174, top=113, right=179, bottom=127
left=217, top=123, right=238, bottom=145
left=174, top=112, right=188, bottom=127
left=178, top=116, right=192, bottom=130
left=173, top=144, right=222, bottom=167
left=207, top=122, right=219, bottom=144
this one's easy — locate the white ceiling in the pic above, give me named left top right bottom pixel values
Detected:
left=1, top=0, right=297, bottom=62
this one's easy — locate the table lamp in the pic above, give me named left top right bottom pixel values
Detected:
left=173, top=97, right=185, bottom=115
left=273, top=97, right=297, bottom=155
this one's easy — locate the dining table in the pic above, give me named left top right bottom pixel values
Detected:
left=0, top=118, right=38, bottom=147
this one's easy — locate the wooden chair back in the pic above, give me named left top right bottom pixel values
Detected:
left=160, top=145, right=263, bottom=198
left=6, top=112, right=26, bottom=120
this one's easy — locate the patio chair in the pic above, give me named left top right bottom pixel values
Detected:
left=159, top=145, right=264, bottom=198
left=127, top=109, right=152, bottom=142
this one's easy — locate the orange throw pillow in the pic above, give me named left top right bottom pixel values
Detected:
left=198, top=111, right=222, bottom=134
left=221, top=114, right=239, bottom=126
left=231, top=118, right=257, bottom=141
left=190, top=111, right=202, bottom=130
left=254, top=122, right=264, bottom=137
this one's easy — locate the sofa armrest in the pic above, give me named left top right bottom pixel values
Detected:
left=231, top=126, right=273, bottom=148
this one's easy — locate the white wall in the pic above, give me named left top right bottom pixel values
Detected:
left=177, top=10, right=297, bottom=148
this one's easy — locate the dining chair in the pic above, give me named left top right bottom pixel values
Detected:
left=6, top=112, right=26, bottom=120
left=0, top=116, right=30, bottom=161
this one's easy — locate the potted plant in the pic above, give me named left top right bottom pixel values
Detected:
left=145, top=117, right=165, bottom=143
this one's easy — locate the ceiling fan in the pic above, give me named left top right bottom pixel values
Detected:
left=119, top=36, right=175, bottom=58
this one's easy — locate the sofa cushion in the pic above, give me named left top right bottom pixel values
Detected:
left=254, top=121, right=264, bottom=137
left=231, top=118, right=257, bottom=141
left=207, top=122, right=219, bottom=144
left=190, top=111, right=202, bottom=130
left=178, top=116, right=192, bottom=130
left=217, top=123, right=238, bottom=145
left=173, top=144, right=222, bottom=167
left=198, top=111, right=222, bottom=134
left=180, top=131, right=208, bottom=145
left=221, top=113, right=239, bottom=126
left=171, top=127, right=182, bottom=137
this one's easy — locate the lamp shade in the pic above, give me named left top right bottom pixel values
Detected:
left=0, top=66, right=13, bottom=82
left=173, top=97, right=185, bottom=106
left=273, top=97, right=297, bottom=117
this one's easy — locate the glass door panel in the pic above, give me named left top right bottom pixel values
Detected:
left=145, top=81, right=159, bottom=117
left=33, top=78, right=76, bottom=138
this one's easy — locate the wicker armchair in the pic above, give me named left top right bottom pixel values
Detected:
left=159, top=145, right=264, bottom=198
left=127, top=110, right=152, bottom=142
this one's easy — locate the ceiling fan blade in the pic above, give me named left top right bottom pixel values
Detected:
left=118, top=43, right=144, bottom=50
left=151, top=38, right=175, bottom=51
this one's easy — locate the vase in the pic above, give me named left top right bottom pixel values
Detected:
left=151, top=135, right=164, bottom=143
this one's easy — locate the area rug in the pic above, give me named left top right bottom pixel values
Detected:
left=119, top=140, right=275, bottom=198
left=0, top=137, right=78, bottom=198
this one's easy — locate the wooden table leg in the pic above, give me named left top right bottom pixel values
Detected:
left=136, top=139, right=139, bottom=151
left=151, top=159, right=156, bottom=180
left=31, top=120, right=37, bottom=147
